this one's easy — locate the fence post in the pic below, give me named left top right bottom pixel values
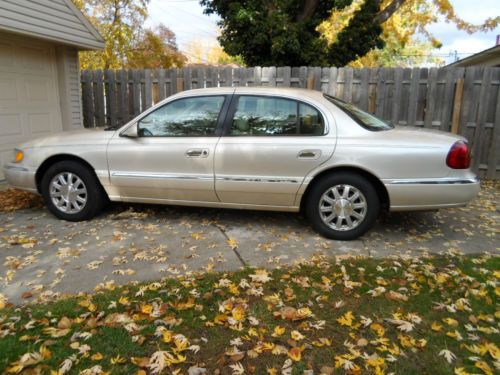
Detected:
left=450, top=78, right=464, bottom=134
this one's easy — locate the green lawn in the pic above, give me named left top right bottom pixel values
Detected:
left=1, top=253, right=498, bottom=374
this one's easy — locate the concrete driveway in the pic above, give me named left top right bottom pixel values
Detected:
left=0, top=182, right=498, bottom=304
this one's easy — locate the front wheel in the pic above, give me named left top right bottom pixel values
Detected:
left=305, top=172, right=380, bottom=240
left=41, top=161, right=106, bottom=221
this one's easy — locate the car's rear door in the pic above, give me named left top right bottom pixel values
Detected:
left=214, top=93, right=334, bottom=207
left=107, top=93, right=231, bottom=202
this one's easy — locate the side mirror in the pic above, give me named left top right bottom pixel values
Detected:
left=120, top=123, right=139, bottom=138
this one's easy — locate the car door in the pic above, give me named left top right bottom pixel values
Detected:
left=214, top=94, right=335, bottom=207
left=107, top=94, right=229, bottom=202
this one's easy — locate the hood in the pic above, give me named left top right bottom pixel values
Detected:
left=18, top=128, right=116, bottom=149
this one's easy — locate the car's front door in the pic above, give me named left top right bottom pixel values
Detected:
left=107, top=94, right=229, bottom=202
left=214, top=94, right=335, bottom=207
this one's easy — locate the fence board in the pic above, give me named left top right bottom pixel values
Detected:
left=81, top=66, right=500, bottom=178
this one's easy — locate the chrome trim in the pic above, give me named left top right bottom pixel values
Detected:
left=4, top=165, right=29, bottom=172
left=386, top=177, right=479, bottom=185
left=216, top=176, right=300, bottom=183
left=111, top=172, right=213, bottom=180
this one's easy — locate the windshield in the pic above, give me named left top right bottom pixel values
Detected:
left=324, top=94, right=394, bottom=131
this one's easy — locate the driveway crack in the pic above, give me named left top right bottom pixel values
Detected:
left=213, top=223, right=247, bottom=267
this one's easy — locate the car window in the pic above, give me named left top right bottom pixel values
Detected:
left=230, top=96, right=324, bottom=136
left=324, top=94, right=394, bottom=131
left=138, top=96, right=225, bottom=136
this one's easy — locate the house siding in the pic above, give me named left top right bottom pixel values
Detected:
left=0, top=0, right=104, bottom=50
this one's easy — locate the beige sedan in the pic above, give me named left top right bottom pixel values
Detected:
left=3, top=87, right=480, bottom=240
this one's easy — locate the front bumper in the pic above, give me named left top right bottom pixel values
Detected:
left=384, top=176, right=480, bottom=211
left=2, top=164, right=38, bottom=193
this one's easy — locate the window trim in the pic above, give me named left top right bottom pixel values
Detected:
left=132, top=94, right=230, bottom=138
left=323, top=94, right=394, bottom=132
left=222, top=94, right=326, bottom=137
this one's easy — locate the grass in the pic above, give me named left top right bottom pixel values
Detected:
left=0, top=253, right=498, bottom=374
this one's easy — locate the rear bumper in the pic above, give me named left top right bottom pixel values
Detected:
left=2, top=164, right=38, bottom=193
left=384, top=176, right=480, bottom=211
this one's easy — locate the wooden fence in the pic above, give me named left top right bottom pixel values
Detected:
left=81, top=67, right=500, bottom=178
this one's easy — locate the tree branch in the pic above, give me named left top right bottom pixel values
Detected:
left=374, top=0, right=407, bottom=24
left=296, top=0, right=320, bottom=22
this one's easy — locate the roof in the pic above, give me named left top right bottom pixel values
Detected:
left=446, top=44, right=500, bottom=67
left=0, top=0, right=104, bottom=50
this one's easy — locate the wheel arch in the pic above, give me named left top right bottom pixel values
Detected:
left=300, top=166, right=390, bottom=212
left=35, top=154, right=103, bottom=194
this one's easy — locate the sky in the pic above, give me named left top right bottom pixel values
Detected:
left=146, top=0, right=500, bottom=65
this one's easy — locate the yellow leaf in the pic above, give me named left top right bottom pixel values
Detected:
left=371, top=323, right=385, bottom=337
left=91, top=352, right=103, bottom=361
left=40, top=345, right=52, bottom=360
left=431, top=322, right=443, bottom=331
left=288, top=347, right=302, bottom=361
left=110, top=355, right=126, bottom=364
left=337, top=311, right=355, bottom=326
left=272, top=326, right=285, bottom=337
left=140, top=304, right=153, bottom=315
left=475, top=361, right=493, bottom=375
left=443, top=318, right=459, bottom=327
left=162, top=330, right=173, bottom=343
left=227, top=238, right=238, bottom=249
left=231, top=306, right=246, bottom=322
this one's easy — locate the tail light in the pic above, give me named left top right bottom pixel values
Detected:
left=446, top=141, right=470, bottom=169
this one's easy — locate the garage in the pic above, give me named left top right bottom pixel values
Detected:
left=0, top=0, right=104, bottom=179
left=0, top=33, right=63, bottom=175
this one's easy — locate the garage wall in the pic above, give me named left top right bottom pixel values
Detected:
left=56, top=46, right=83, bottom=130
left=0, top=31, right=63, bottom=179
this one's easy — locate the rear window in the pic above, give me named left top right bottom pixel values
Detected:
left=324, top=94, right=394, bottom=131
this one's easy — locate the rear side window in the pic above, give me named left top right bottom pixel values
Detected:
left=324, top=94, right=394, bottom=131
left=230, top=96, right=324, bottom=136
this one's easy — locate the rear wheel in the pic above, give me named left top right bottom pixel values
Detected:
left=306, top=172, right=380, bottom=240
left=41, top=161, right=106, bottom=221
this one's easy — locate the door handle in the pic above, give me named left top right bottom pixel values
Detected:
left=298, top=150, right=321, bottom=159
left=186, top=149, right=209, bottom=158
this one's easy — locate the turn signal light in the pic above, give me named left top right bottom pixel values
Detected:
left=14, top=150, right=24, bottom=163
left=446, top=141, right=470, bottom=169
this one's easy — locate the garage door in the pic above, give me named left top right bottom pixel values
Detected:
left=0, top=32, right=63, bottom=179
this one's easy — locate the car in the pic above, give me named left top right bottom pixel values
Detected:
left=3, top=87, right=480, bottom=240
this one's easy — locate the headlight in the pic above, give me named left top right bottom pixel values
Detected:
left=13, top=149, right=24, bottom=163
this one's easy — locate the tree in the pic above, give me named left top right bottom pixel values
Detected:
left=75, top=0, right=186, bottom=69
left=127, top=25, right=186, bottom=68
left=200, top=0, right=499, bottom=67
left=318, top=0, right=443, bottom=67
left=75, top=0, right=149, bottom=69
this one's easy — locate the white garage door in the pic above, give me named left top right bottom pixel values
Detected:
left=0, top=32, right=63, bottom=179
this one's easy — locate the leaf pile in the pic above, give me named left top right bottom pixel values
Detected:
left=0, top=189, right=43, bottom=212
left=0, top=252, right=498, bottom=374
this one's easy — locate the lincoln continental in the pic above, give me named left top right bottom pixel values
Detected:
left=3, top=87, right=480, bottom=240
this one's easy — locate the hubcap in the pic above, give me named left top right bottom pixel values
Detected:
left=319, top=184, right=367, bottom=231
left=49, top=172, right=87, bottom=214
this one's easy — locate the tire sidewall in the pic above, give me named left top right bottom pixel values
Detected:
left=306, top=173, right=380, bottom=240
left=41, top=161, right=103, bottom=221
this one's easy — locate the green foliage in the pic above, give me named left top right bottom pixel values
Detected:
left=200, top=0, right=500, bottom=67
left=201, top=0, right=352, bottom=66
left=327, top=0, right=384, bottom=66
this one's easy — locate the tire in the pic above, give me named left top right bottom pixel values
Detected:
left=40, top=160, right=106, bottom=221
left=305, top=172, right=380, bottom=240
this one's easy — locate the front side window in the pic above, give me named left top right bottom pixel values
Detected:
left=324, top=94, right=394, bottom=131
left=230, top=96, right=324, bottom=136
left=138, top=96, right=225, bottom=136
